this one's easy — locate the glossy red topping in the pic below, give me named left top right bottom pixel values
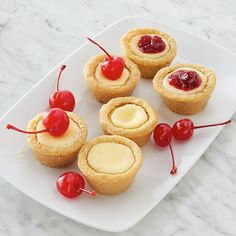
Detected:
left=87, top=37, right=125, bottom=80
left=168, top=70, right=202, bottom=91
left=138, top=35, right=166, bottom=53
left=56, top=171, right=96, bottom=198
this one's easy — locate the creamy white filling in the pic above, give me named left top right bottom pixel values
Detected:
left=162, top=67, right=207, bottom=95
left=87, top=142, right=135, bottom=174
left=130, top=34, right=170, bottom=59
left=36, top=119, right=80, bottom=148
left=110, top=104, right=148, bottom=129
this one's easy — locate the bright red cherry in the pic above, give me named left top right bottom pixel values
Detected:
left=172, top=118, right=232, bottom=140
left=49, top=65, right=76, bottom=112
left=6, top=108, right=70, bottom=137
left=153, top=123, right=178, bottom=175
left=87, top=37, right=125, bottom=80
left=138, top=35, right=166, bottom=53
left=56, top=171, right=96, bottom=198
left=153, top=123, right=173, bottom=147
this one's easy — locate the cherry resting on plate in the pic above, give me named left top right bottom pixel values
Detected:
left=49, top=65, right=76, bottom=112
left=6, top=108, right=69, bottom=136
left=56, top=171, right=96, bottom=198
left=153, top=123, right=178, bottom=175
left=172, top=118, right=232, bottom=140
left=87, top=37, right=125, bottom=80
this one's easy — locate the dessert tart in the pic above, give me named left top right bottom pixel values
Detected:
left=78, top=135, right=143, bottom=195
left=99, top=97, right=158, bottom=146
left=27, top=111, right=87, bottom=168
left=121, top=28, right=176, bottom=79
left=84, top=54, right=140, bottom=103
left=153, top=64, right=216, bottom=115
left=84, top=38, right=141, bottom=103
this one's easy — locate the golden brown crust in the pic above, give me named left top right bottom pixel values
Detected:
left=77, top=135, right=143, bottom=195
left=27, top=112, right=88, bottom=168
left=153, top=63, right=216, bottom=115
left=99, top=97, right=158, bottom=146
left=121, top=28, right=177, bottom=79
left=83, top=54, right=141, bottom=103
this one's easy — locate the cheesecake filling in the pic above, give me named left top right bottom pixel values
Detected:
left=163, top=67, right=207, bottom=95
left=95, top=63, right=130, bottom=86
left=110, top=104, right=148, bottom=129
left=36, top=119, right=80, bottom=148
left=87, top=142, right=135, bottom=174
left=130, top=34, right=170, bottom=59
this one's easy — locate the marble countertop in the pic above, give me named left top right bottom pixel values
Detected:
left=0, top=0, right=236, bottom=235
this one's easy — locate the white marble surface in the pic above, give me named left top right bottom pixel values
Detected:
left=0, top=0, right=236, bottom=235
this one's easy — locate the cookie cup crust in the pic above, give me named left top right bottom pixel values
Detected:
left=99, top=97, right=158, bottom=146
left=84, top=54, right=140, bottom=103
left=121, top=28, right=176, bottom=79
left=27, top=112, right=87, bottom=168
left=153, top=63, right=216, bottom=115
left=77, top=135, right=143, bottom=195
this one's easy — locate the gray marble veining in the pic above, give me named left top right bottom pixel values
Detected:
left=0, top=0, right=236, bottom=235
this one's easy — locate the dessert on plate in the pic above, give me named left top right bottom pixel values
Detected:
left=78, top=135, right=143, bottom=195
left=7, top=108, right=87, bottom=168
left=121, top=28, right=176, bottom=79
left=99, top=97, right=158, bottom=146
left=84, top=38, right=140, bottom=103
left=153, top=64, right=216, bottom=115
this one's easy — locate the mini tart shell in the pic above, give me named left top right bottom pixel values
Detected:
left=121, top=28, right=177, bottom=79
left=78, top=135, right=143, bottom=195
left=153, top=64, right=216, bottom=115
left=84, top=54, right=141, bottom=103
left=99, top=97, right=158, bottom=146
left=27, top=112, right=87, bottom=168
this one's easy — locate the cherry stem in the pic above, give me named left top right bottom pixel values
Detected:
left=56, top=65, right=66, bottom=91
left=6, top=124, right=48, bottom=134
left=79, top=188, right=96, bottom=197
left=168, top=143, right=178, bottom=175
left=87, top=37, right=112, bottom=59
left=194, top=119, right=232, bottom=130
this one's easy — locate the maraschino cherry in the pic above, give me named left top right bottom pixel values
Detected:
left=172, top=118, right=232, bottom=140
left=49, top=65, right=76, bottom=112
left=87, top=37, right=125, bottom=80
left=153, top=123, right=178, bottom=174
left=56, top=171, right=96, bottom=198
left=6, top=108, right=69, bottom=137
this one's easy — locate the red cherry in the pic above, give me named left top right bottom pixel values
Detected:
left=87, top=37, right=125, bottom=80
left=153, top=123, right=173, bottom=147
left=153, top=123, right=178, bottom=175
left=49, top=65, right=76, bottom=112
left=172, top=118, right=232, bottom=140
left=6, top=108, right=70, bottom=137
left=56, top=171, right=96, bottom=198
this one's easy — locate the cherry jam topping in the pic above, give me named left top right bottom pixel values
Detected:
left=168, top=70, right=202, bottom=91
left=138, top=35, right=166, bottom=53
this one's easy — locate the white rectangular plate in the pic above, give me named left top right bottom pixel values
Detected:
left=0, top=16, right=236, bottom=232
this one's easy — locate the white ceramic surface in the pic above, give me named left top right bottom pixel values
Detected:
left=0, top=16, right=236, bottom=232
